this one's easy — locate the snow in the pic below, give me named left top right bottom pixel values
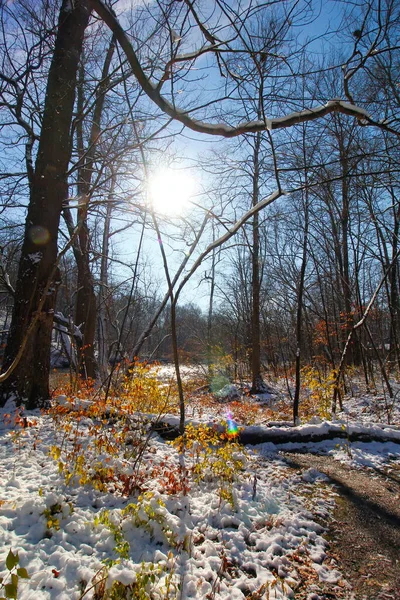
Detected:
left=0, top=387, right=399, bottom=599
left=325, top=100, right=370, bottom=118
left=215, top=384, right=241, bottom=401
left=246, top=420, right=400, bottom=440
left=28, top=252, right=42, bottom=264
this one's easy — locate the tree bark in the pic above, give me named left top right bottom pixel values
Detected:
left=250, top=131, right=267, bottom=393
left=336, top=122, right=361, bottom=365
left=293, top=188, right=309, bottom=423
left=0, top=0, right=91, bottom=408
left=207, top=224, right=217, bottom=383
left=97, top=173, right=115, bottom=381
left=73, top=36, right=116, bottom=379
left=388, top=187, right=400, bottom=369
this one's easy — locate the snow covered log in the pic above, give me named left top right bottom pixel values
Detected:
left=239, top=421, right=400, bottom=446
left=153, top=417, right=400, bottom=446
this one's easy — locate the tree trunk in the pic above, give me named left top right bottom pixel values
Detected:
left=207, top=223, right=216, bottom=383
left=389, top=190, right=400, bottom=370
left=97, top=174, right=115, bottom=380
left=0, top=0, right=91, bottom=408
left=74, top=221, right=97, bottom=379
left=293, top=188, right=309, bottom=424
left=337, top=126, right=361, bottom=365
left=250, top=131, right=267, bottom=393
left=73, top=38, right=115, bottom=379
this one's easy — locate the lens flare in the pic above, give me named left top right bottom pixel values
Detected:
left=29, top=225, right=50, bottom=246
left=226, top=410, right=238, bottom=438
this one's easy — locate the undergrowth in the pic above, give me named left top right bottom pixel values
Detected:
left=301, top=366, right=346, bottom=419
left=172, top=423, right=249, bottom=507
left=0, top=550, right=29, bottom=600
left=83, top=558, right=179, bottom=600
left=48, top=363, right=176, bottom=495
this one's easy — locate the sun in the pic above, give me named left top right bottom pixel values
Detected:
left=147, top=168, right=195, bottom=216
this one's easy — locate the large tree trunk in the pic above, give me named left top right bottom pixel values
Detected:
left=0, top=0, right=91, bottom=408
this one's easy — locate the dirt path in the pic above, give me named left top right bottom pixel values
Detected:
left=282, top=453, right=400, bottom=600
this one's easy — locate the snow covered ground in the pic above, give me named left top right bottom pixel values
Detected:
left=0, top=387, right=400, bottom=599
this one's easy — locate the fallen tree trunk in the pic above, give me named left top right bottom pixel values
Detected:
left=153, top=418, right=400, bottom=446
left=238, top=426, right=400, bottom=446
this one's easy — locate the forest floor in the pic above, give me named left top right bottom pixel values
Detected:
left=282, top=453, right=400, bottom=600
left=180, top=367, right=400, bottom=599
left=1, top=367, right=400, bottom=599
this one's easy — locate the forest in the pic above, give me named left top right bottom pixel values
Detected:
left=0, top=0, right=400, bottom=599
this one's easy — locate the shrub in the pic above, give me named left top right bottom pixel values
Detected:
left=172, top=423, right=249, bottom=506
left=301, top=366, right=343, bottom=419
left=48, top=364, right=172, bottom=495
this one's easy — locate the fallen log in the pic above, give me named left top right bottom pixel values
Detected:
left=153, top=417, right=400, bottom=446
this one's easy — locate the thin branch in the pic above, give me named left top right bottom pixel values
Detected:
left=88, top=0, right=397, bottom=138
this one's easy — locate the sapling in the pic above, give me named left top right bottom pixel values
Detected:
left=0, top=550, right=29, bottom=600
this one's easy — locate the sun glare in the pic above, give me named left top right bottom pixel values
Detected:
left=148, top=168, right=195, bottom=216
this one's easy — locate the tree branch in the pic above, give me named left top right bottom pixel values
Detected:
left=88, top=0, right=396, bottom=138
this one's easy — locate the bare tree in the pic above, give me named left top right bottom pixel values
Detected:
left=0, top=0, right=91, bottom=408
left=2, top=0, right=400, bottom=416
